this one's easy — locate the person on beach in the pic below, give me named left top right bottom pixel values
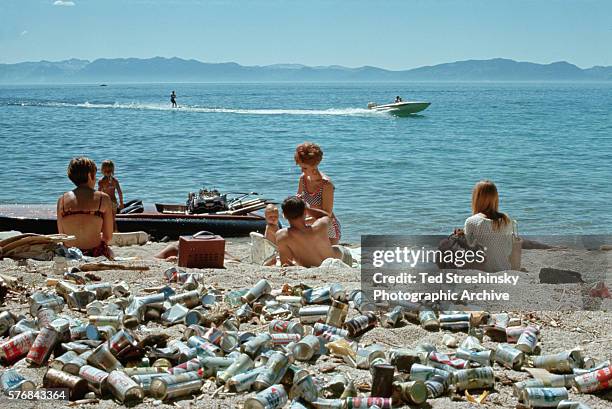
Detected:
left=264, top=204, right=279, bottom=244
left=455, top=180, right=513, bottom=272
left=295, top=142, right=341, bottom=245
left=98, top=159, right=124, bottom=232
left=170, top=91, right=177, bottom=108
left=57, top=157, right=114, bottom=259
left=276, top=196, right=352, bottom=268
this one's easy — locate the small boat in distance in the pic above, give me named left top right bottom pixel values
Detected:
left=367, top=101, right=430, bottom=116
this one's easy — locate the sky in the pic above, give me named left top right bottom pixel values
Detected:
left=1, top=0, right=611, bottom=69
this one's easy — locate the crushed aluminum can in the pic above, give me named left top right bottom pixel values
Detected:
left=269, top=319, right=305, bottom=336
left=84, top=282, right=113, bottom=300
left=79, top=365, right=109, bottom=395
left=244, top=384, right=288, bottom=409
left=573, top=364, right=612, bottom=393
left=0, top=331, right=36, bottom=364
left=418, top=310, right=440, bottom=331
left=349, top=290, right=376, bottom=313
left=29, top=292, right=64, bottom=316
left=533, top=350, right=583, bottom=374
left=188, top=335, right=224, bottom=357
left=344, top=312, right=377, bottom=337
left=107, top=369, right=145, bottom=404
left=293, top=335, right=322, bottom=361
left=515, top=326, right=539, bottom=354
left=289, top=372, right=318, bottom=402
left=88, top=342, right=123, bottom=372
left=506, top=326, right=528, bottom=343
left=455, top=348, right=492, bottom=367
left=409, top=364, right=452, bottom=385
left=344, top=397, right=392, bottom=409
left=371, top=364, right=395, bottom=398
left=298, top=305, right=330, bottom=324
left=241, top=279, right=272, bottom=304
left=161, top=303, right=189, bottom=325
left=108, top=329, right=136, bottom=356
left=43, top=368, right=89, bottom=401
left=521, top=387, right=568, bottom=407
left=236, top=303, right=254, bottom=321
left=453, top=367, right=495, bottom=390
left=428, top=351, right=469, bottom=369
left=183, top=308, right=205, bottom=326
left=253, top=351, right=290, bottom=391
left=392, top=380, right=428, bottom=404
left=36, top=307, right=57, bottom=329
left=217, top=353, right=254, bottom=384
left=313, top=323, right=348, bottom=338
left=0, top=369, right=35, bottom=393
left=325, top=300, right=349, bottom=328
left=494, top=343, right=525, bottom=370
left=9, top=318, right=37, bottom=337
left=227, top=366, right=267, bottom=392
left=241, top=333, right=272, bottom=357
left=512, top=375, right=572, bottom=397
left=87, top=324, right=116, bottom=341
left=50, top=350, right=79, bottom=371
left=301, top=286, right=332, bottom=305
left=382, top=305, right=403, bottom=328
left=574, top=360, right=610, bottom=375
left=356, top=344, right=385, bottom=370
left=66, top=290, right=97, bottom=311
left=26, top=326, right=58, bottom=365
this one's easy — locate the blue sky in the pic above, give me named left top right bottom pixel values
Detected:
left=1, top=0, right=610, bottom=69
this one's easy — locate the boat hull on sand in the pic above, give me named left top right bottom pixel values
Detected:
left=0, top=204, right=267, bottom=240
left=368, top=101, right=430, bottom=116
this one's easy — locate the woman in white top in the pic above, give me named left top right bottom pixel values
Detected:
left=462, top=180, right=513, bottom=272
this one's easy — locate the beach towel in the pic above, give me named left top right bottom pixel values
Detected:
left=250, top=232, right=278, bottom=265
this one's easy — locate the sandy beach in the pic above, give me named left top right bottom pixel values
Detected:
left=0, top=237, right=610, bottom=409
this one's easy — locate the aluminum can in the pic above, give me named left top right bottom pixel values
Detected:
left=453, top=367, right=495, bottom=390
left=253, top=352, right=290, bottom=390
left=392, top=380, right=428, bottom=404
left=200, top=356, right=235, bottom=371
left=107, top=369, right=145, bottom=404
left=440, top=321, right=470, bottom=331
left=455, top=348, right=492, bottom=367
left=293, top=335, right=322, bottom=361
left=573, top=359, right=610, bottom=375
left=382, top=305, right=403, bottom=328
left=85, top=282, right=113, bottom=300
left=36, top=307, right=57, bottom=329
left=371, top=364, right=395, bottom=398
left=313, top=323, right=348, bottom=338
left=184, top=309, right=204, bottom=326
left=29, top=292, right=64, bottom=316
left=236, top=303, right=254, bottom=321
left=88, top=342, right=123, bottom=371
left=0, top=369, right=35, bottom=393
left=169, top=339, right=197, bottom=361
left=43, top=368, right=88, bottom=401
left=513, top=378, right=569, bottom=397
left=187, top=335, right=223, bottom=356
left=79, top=365, right=109, bottom=394
left=244, top=384, right=288, bottom=409
left=318, top=331, right=344, bottom=344
left=439, top=313, right=471, bottom=322
left=108, top=329, right=136, bottom=356
left=123, top=367, right=168, bottom=376
left=301, top=286, right=332, bottom=305
left=310, top=398, right=344, bottom=409
left=270, top=333, right=301, bottom=346
left=227, top=366, right=266, bottom=392
left=516, top=326, right=539, bottom=354
left=164, top=379, right=203, bottom=400
left=428, top=351, right=469, bottom=369
left=167, top=290, right=201, bottom=308
left=269, top=319, right=305, bottom=336
left=495, top=343, right=525, bottom=370
left=289, top=400, right=310, bottom=409
left=344, top=312, right=377, bottom=337
left=389, top=348, right=421, bottom=372
left=506, top=326, right=527, bottom=343
left=50, top=350, right=78, bottom=370
left=169, top=357, right=203, bottom=374
left=217, top=353, right=254, bottom=384
left=25, top=326, right=58, bottom=366
left=150, top=371, right=203, bottom=399
left=350, top=290, right=376, bottom=313
left=344, top=397, right=392, bottom=409
left=241, top=279, right=272, bottom=304
left=88, top=315, right=122, bottom=328
left=241, top=333, right=272, bottom=357
left=573, top=365, right=612, bottom=393
left=533, top=350, right=581, bottom=374
left=289, top=372, right=318, bottom=402
left=418, top=310, right=439, bottom=331
left=0, top=311, right=16, bottom=336
left=409, top=364, right=451, bottom=384
left=9, top=318, right=37, bottom=337
left=152, top=358, right=173, bottom=368
left=424, top=375, right=447, bottom=398
left=326, top=300, right=349, bottom=327
left=298, top=305, right=330, bottom=324
left=521, top=387, right=568, bottom=407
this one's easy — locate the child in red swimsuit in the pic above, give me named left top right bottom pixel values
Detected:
left=98, top=160, right=124, bottom=232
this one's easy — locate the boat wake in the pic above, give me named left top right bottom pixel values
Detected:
left=8, top=101, right=382, bottom=117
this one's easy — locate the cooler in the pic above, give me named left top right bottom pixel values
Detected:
left=178, top=231, right=225, bottom=268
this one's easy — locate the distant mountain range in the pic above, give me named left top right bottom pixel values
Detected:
left=1, top=57, right=611, bottom=83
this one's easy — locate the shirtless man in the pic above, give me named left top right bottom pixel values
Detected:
left=276, top=196, right=350, bottom=268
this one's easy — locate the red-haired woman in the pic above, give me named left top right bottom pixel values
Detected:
left=294, top=142, right=341, bottom=245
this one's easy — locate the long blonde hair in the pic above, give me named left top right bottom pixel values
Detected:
left=471, top=180, right=510, bottom=230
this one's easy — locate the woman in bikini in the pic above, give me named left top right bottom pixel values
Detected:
left=57, top=157, right=114, bottom=259
left=294, top=142, right=342, bottom=245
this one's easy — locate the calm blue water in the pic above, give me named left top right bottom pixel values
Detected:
left=1, top=82, right=611, bottom=242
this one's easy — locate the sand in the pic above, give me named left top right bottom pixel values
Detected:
left=0, top=238, right=610, bottom=408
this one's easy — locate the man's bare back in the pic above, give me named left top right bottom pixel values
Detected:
left=277, top=216, right=340, bottom=267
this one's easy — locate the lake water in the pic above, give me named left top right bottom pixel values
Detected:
left=0, top=82, right=610, bottom=242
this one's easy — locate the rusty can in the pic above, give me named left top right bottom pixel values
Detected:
left=516, top=326, right=539, bottom=354
left=289, top=372, right=318, bottom=402
left=392, top=380, right=428, bottom=404
left=313, top=323, right=348, bottom=338
left=0, top=369, right=35, bottom=393
left=573, top=364, right=612, bottom=393
left=217, top=353, right=254, bottom=384
left=108, top=329, right=136, bottom=356
left=87, top=342, right=123, bottom=371
left=69, top=324, right=87, bottom=340
left=253, top=351, right=290, bottom=391
left=344, top=397, right=392, bottom=409
left=226, top=366, right=267, bottom=392
left=371, top=364, right=395, bottom=398
left=389, top=348, right=421, bottom=373
left=495, top=343, right=525, bottom=370
left=293, top=335, right=322, bottom=361
left=79, top=364, right=109, bottom=394
left=453, top=367, right=495, bottom=390
left=521, top=387, right=568, bottom=407
left=269, top=319, right=305, bottom=336
left=241, top=279, right=272, bottom=304
left=533, top=350, right=581, bottom=374
left=107, top=369, right=144, bottom=404
left=50, top=350, right=78, bottom=370
left=43, top=368, right=88, bottom=400
left=418, top=310, right=440, bottom=331
left=87, top=315, right=122, bottom=328
left=244, top=384, right=288, bottom=409
left=325, top=300, right=349, bottom=328
left=26, top=326, right=58, bottom=366
left=298, top=305, right=330, bottom=324
left=344, top=312, right=377, bottom=337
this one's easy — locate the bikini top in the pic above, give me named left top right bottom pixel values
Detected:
left=301, top=177, right=333, bottom=208
left=61, top=194, right=103, bottom=218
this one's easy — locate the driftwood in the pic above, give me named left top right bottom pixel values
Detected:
left=0, top=233, right=75, bottom=260
left=79, top=263, right=150, bottom=272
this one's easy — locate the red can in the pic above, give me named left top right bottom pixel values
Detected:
left=26, top=326, right=58, bottom=366
left=0, top=331, right=37, bottom=364
left=345, top=397, right=393, bottom=408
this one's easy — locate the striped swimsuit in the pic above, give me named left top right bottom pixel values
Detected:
left=300, top=178, right=341, bottom=241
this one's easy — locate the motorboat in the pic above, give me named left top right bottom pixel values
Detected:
left=367, top=101, right=430, bottom=116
